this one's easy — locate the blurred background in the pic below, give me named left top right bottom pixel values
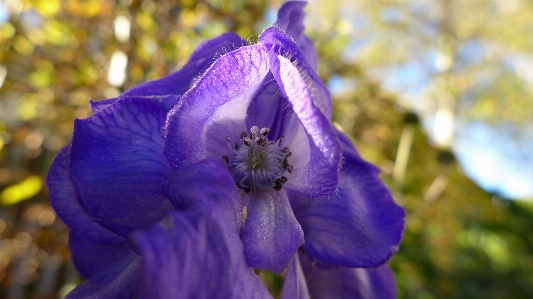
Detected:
left=0, top=0, right=532, bottom=298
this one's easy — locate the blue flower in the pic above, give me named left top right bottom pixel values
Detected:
left=47, top=1, right=405, bottom=297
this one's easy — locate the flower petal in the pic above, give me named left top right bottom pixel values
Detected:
left=260, top=26, right=332, bottom=120
left=47, top=144, right=134, bottom=279
left=245, top=73, right=300, bottom=142
left=69, top=97, right=174, bottom=237
left=274, top=1, right=318, bottom=72
left=66, top=252, right=139, bottom=299
left=281, top=254, right=311, bottom=299
left=241, top=190, right=304, bottom=273
left=90, top=97, right=120, bottom=113
left=269, top=50, right=341, bottom=198
left=336, top=127, right=361, bottom=156
left=164, top=45, right=271, bottom=169
left=123, top=33, right=247, bottom=97
left=46, top=145, right=122, bottom=242
left=291, top=131, right=405, bottom=267
left=69, top=229, right=132, bottom=278
left=165, top=158, right=242, bottom=231
left=90, top=95, right=180, bottom=113
left=300, top=253, right=397, bottom=299
left=131, top=210, right=271, bottom=299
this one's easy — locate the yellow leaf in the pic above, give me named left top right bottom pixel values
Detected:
left=17, top=93, right=39, bottom=121
left=1, top=176, right=43, bottom=205
left=12, top=36, right=34, bottom=56
left=0, top=22, right=16, bottom=42
left=34, top=0, right=61, bottom=17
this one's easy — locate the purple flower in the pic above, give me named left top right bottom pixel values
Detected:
left=161, top=1, right=404, bottom=273
left=46, top=1, right=405, bottom=297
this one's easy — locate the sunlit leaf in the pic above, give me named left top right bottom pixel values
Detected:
left=33, top=0, right=61, bottom=17
left=42, top=19, right=78, bottom=47
left=28, top=71, right=52, bottom=88
left=12, top=36, right=34, bottom=55
left=0, top=175, right=43, bottom=205
left=17, top=93, right=39, bottom=120
left=0, top=22, right=16, bottom=42
left=136, top=11, right=156, bottom=31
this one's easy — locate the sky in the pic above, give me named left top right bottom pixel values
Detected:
left=455, top=123, right=533, bottom=199
left=303, top=1, right=533, bottom=200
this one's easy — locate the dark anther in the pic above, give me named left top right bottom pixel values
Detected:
left=287, top=165, right=293, bottom=173
left=236, top=183, right=255, bottom=194
left=282, top=147, right=290, bottom=153
left=261, top=128, right=270, bottom=136
left=223, top=156, right=229, bottom=163
left=274, top=176, right=288, bottom=191
left=258, top=138, right=267, bottom=146
left=226, top=137, right=231, bottom=142
left=235, top=143, right=238, bottom=150
left=240, top=131, right=248, bottom=139
left=283, top=158, right=289, bottom=168
left=278, top=136, right=285, bottom=142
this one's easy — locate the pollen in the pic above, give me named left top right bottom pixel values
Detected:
left=224, top=126, right=293, bottom=193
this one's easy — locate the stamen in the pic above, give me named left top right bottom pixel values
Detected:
left=225, top=137, right=239, bottom=155
left=287, top=165, right=293, bottom=173
left=223, top=126, right=293, bottom=193
left=260, top=128, right=270, bottom=136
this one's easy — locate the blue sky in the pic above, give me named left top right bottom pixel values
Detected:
left=455, top=123, right=533, bottom=199
left=312, top=2, right=533, bottom=200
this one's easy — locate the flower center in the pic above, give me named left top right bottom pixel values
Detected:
left=224, top=126, right=293, bottom=193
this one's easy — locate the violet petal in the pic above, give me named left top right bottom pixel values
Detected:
left=69, top=97, right=174, bottom=237
left=281, top=254, right=311, bottom=299
left=90, top=95, right=180, bottom=113
left=164, top=44, right=271, bottom=169
left=274, top=1, right=319, bottom=71
left=260, top=26, right=332, bottom=120
left=291, top=131, right=405, bottom=267
left=300, top=253, right=397, bottom=299
left=165, top=158, right=242, bottom=232
left=269, top=50, right=340, bottom=199
left=66, top=252, right=139, bottom=299
left=241, top=190, right=304, bottom=273
left=46, top=145, right=122, bottom=242
left=69, top=230, right=132, bottom=278
left=47, top=145, right=131, bottom=278
left=245, top=73, right=300, bottom=143
left=131, top=210, right=271, bottom=299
